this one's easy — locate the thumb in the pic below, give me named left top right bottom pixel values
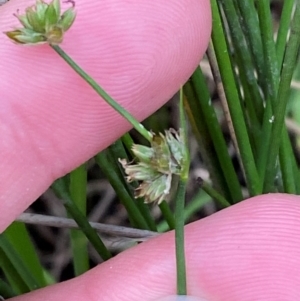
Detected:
left=8, top=193, right=300, bottom=301
left=0, top=0, right=212, bottom=231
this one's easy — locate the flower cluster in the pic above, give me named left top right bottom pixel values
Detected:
left=5, top=0, right=76, bottom=45
left=119, top=129, right=187, bottom=204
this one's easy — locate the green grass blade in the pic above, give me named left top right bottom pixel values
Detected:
left=0, top=235, right=41, bottom=291
left=276, top=0, right=294, bottom=66
left=52, top=178, right=112, bottom=260
left=69, top=164, right=89, bottom=276
left=0, top=248, right=28, bottom=295
left=189, top=67, right=243, bottom=202
left=0, top=278, right=17, bottom=299
left=184, top=81, right=231, bottom=200
left=95, top=151, right=150, bottom=229
left=263, top=3, right=300, bottom=192
left=211, top=0, right=260, bottom=196
left=4, top=222, right=47, bottom=287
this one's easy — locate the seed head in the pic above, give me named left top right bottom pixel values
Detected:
left=5, top=0, right=76, bottom=45
left=119, top=129, right=187, bottom=204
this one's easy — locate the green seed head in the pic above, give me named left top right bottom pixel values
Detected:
left=5, top=0, right=76, bottom=45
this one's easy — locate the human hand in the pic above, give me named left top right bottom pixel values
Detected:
left=0, top=0, right=211, bottom=231
left=2, top=1, right=300, bottom=301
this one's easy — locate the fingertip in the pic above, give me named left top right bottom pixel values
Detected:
left=155, top=296, right=210, bottom=301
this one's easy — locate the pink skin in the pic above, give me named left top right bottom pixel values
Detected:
left=1, top=1, right=299, bottom=301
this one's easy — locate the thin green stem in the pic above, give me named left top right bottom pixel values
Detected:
left=190, top=67, right=243, bottom=202
left=175, top=179, right=187, bottom=295
left=95, top=151, right=150, bottom=229
left=179, top=87, right=189, bottom=180
left=69, top=164, right=89, bottom=276
left=0, top=248, right=28, bottom=294
left=256, top=1, right=298, bottom=193
left=279, top=139, right=296, bottom=194
left=255, top=0, right=279, bottom=100
left=157, top=190, right=211, bottom=233
left=276, top=0, right=294, bottom=66
left=219, top=0, right=265, bottom=111
left=174, top=87, right=190, bottom=295
left=197, top=178, right=231, bottom=208
left=0, top=235, right=40, bottom=291
left=0, top=278, right=16, bottom=299
left=263, top=3, right=300, bottom=192
left=158, top=201, right=175, bottom=230
left=234, top=0, right=265, bottom=88
left=52, top=178, right=112, bottom=260
left=121, top=133, right=135, bottom=157
left=51, top=45, right=152, bottom=142
left=184, top=81, right=231, bottom=200
left=210, top=1, right=260, bottom=196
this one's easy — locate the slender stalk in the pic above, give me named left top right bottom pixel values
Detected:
left=175, top=179, right=187, bottom=295
left=197, top=178, right=231, bottom=208
left=0, top=278, right=16, bottom=299
left=3, top=223, right=46, bottom=287
left=158, top=201, right=175, bottom=230
left=121, top=133, right=134, bottom=157
left=0, top=236, right=40, bottom=291
left=189, top=67, right=243, bottom=203
left=211, top=0, right=260, bottom=196
left=184, top=81, right=231, bottom=199
left=52, top=178, right=112, bottom=260
left=279, top=140, right=296, bottom=194
left=95, top=151, right=150, bottom=229
left=256, top=0, right=279, bottom=100
left=0, top=248, right=28, bottom=294
left=179, top=88, right=189, bottom=179
left=51, top=45, right=152, bottom=142
left=69, top=164, right=89, bottom=275
left=276, top=0, right=294, bottom=66
left=174, top=88, right=189, bottom=295
left=219, top=0, right=264, bottom=111
left=234, top=0, right=265, bottom=88
left=263, top=3, right=300, bottom=192
left=256, top=2, right=299, bottom=192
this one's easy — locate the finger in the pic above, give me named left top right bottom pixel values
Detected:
left=9, top=193, right=300, bottom=301
left=0, top=0, right=212, bottom=231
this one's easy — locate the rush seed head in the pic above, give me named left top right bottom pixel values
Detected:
left=119, top=128, right=187, bottom=204
left=5, top=0, right=76, bottom=45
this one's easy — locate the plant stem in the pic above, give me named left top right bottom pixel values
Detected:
left=263, top=3, right=300, bottom=192
left=234, top=0, right=265, bottom=89
left=256, top=0, right=279, bottom=100
left=95, top=151, right=150, bottom=229
left=158, top=201, right=175, bottom=230
left=197, top=178, right=231, bottom=208
left=174, top=87, right=189, bottom=295
left=69, top=164, right=89, bottom=275
left=52, top=178, right=112, bottom=260
left=184, top=81, right=231, bottom=200
left=211, top=0, right=260, bottom=196
left=0, top=278, right=16, bottom=299
left=51, top=45, right=152, bottom=142
left=189, top=67, right=242, bottom=203
left=175, top=179, right=187, bottom=295
left=276, top=0, right=294, bottom=66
